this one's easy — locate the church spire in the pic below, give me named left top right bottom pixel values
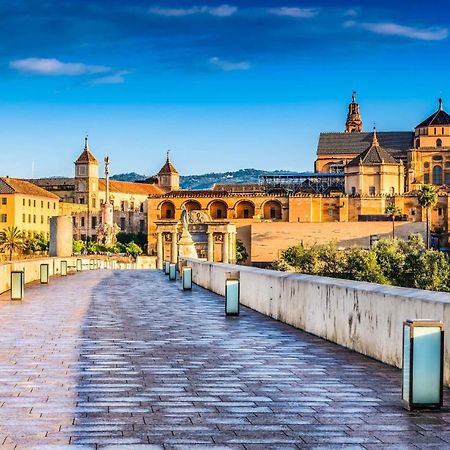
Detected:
left=371, top=127, right=379, bottom=147
left=345, top=91, right=363, bottom=133
left=439, top=97, right=443, bottom=111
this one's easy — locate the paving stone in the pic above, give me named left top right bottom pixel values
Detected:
left=1, top=270, right=450, bottom=448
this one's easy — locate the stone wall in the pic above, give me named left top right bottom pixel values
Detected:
left=183, top=258, right=450, bottom=386
left=249, top=221, right=427, bottom=263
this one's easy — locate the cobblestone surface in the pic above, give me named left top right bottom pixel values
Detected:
left=1, top=270, right=450, bottom=449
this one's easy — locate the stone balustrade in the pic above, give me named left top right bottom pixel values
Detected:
left=182, top=257, right=450, bottom=386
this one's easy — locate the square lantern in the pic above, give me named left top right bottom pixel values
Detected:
left=225, top=278, right=240, bottom=316
left=60, top=260, right=68, bottom=276
left=169, top=263, right=177, bottom=281
left=165, top=261, right=170, bottom=275
left=40, top=263, right=49, bottom=284
left=369, top=234, right=380, bottom=248
left=76, top=259, right=82, bottom=271
left=10, top=271, right=24, bottom=300
left=182, top=267, right=192, bottom=290
left=402, top=320, right=444, bottom=410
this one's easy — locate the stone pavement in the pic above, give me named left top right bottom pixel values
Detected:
left=1, top=271, right=450, bottom=449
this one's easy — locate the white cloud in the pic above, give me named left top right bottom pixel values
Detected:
left=209, top=57, right=250, bottom=71
left=9, top=57, right=111, bottom=75
left=269, top=7, right=318, bottom=18
left=149, top=4, right=237, bottom=17
left=345, top=21, right=448, bottom=41
left=90, top=70, right=130, bottom=85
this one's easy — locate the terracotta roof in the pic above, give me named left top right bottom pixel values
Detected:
left=347, top=132, right=400, bottom=167
left=317, top=132, right=413, bottom=155
left=75, top=137, right=98, bottom=164
left=213, top=183, right=262, bottom=193
left=29, top=178, right=75, bottom=187
left=158, top=158, right=179, bottom=175
left=0, top=177, right=60, bottom=199
left=416, top=100, right=450, bottom=128
left=98, top=179, right=164, bottom=195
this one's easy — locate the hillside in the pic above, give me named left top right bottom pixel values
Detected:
left=111, top=169, right=298, bottom=190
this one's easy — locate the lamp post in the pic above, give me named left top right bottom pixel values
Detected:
left=76, top=258, right=82, bottom=271
left=402, top=320, right=444, bottom=410
left=182, top=266, right=192, bottom=290
left=10, top=271, right=24, bottom=300
left=60, top=260, right=68, bottom=276
left=40, top=264, right=49, bottom=284
left=165, top=261, right=170, bottom=275
left=225, top=277, right=240, bottom=316
left=169, top=263, right=177, bottom=281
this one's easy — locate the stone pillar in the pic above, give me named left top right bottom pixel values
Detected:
left=49, top=216, right=73, bottom=257
left=207, top=232, right=214, bottom=262
left=223, top=232, right=229, bottom=264
left=171, top=231, right=178, bottom=263
left=156, top=232, right=163, bottom=269
left=230, top=232, right=236, bottom=264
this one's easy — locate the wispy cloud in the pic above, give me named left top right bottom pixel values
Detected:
left=269, top=7, right=319, bottom=19
left=209, top=57, right=250, bottom=71
left=90, top=70, right=130, bottom=85
left=149, top=4, right=237, bottom=18
left=345, top=21, right=448, bottom=41
left=9, top=57, right=111, bottom=75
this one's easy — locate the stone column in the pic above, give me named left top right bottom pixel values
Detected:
left=207, top=232, right=214, bottom=262
left=223, top=232, right=229, bottom=264
left=230, top=232, right=236, bottom=264
left=171, top=231, right=178, bottom=263
left=156, top=232, right=163, bottom=269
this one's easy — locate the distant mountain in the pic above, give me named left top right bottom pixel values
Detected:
left=111, top=169, right=299, bottom=190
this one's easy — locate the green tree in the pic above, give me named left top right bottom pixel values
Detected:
left=236, top=239, right=248, bottom=264
left=372, top=238, right=406, bottom=286
left=125, top=241, right=143, bottom=257
left=384, top=203, right=402, bottom=239
left=411, top=249, right=450, bottom=291
left=72, top=240, right=85, bottom=254
left=0, top=226, right=24, bottom=261
left=281, top=243, right=321, bottom=274
left=343, top=248, right=387, bottom=284
left=24, top=233, right=49, bottom=253
left=116, top=232, right=147, bottom=249
left=316, top=241, right=346, bottom=277
left=417, top=184, right=438, bottom=248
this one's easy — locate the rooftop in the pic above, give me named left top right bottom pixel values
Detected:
left=0, top=177, right=60, bottom=199
left=416, top=98, right=450, bottom=128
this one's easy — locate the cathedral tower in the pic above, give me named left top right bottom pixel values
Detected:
left=345, top=91, right=363, bottom=133
left=157, top=151, right=180, bottom=191
left=74, top=136, right=99, bottom=207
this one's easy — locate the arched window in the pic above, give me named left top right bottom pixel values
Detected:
left=235, top=201, right=255, bottom=219
left=424, top=173, right=430, bottom=184
left=432, top=165, right=443, bottom=185
left=263, top=201, right=282, bottom=220
left=368, top=186, right=376, bottom=195
left=433, top=155, right=443, bottom=161
left=437, top=138, right=443, bottom=147
left=445, top=172, right=450, bottom=185
left=415, top=138, right=420, bottom=149
left=160, top=201, right=175, bottom=219
left=208, top=200, right=228, bottom=220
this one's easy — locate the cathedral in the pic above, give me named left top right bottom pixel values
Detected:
left=18, top=94, right=450, bottom=265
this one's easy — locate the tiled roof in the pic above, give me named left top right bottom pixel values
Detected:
left=317, top=132, right=413, bottom=155
left=158, top=159, right=179, bottom=175
left=416, top=109, right=450, bottom=128
left=29, top=178, right=75, bottom=187
left=75, top=149, right=98, bottom=164
left=0, top=177, right=60, bottom=199
left=213, top=183, right=263, bottom=193
left=347, top=145, right=399, bottom=167
left=98, top=179, right=164, bottom=195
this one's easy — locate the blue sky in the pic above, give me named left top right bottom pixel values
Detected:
left=1, top=0, right=449, bottom=178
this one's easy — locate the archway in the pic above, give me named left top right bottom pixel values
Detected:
left=209, top=200, right=228, bottom=219
left=183, top=200, right=202, bottom=212
left=235, top=200, right=255, bottom=219
left=263, top=200, right=282, bottom=220
left=160, top=201, right=175, bottom=219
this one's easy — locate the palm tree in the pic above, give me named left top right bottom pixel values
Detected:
left=0, top=226, right=24, bottom=261
left=385, top=203, right=402, bottom=239
left=417, top=184, right=438, bottom=248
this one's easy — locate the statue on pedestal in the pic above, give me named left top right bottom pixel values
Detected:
left=96, top=156, right=120, bottom=246
left=178, top=206, right=198, bottom=259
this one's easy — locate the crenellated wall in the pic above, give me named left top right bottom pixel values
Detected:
left=183, top=258, right=450, bottom=386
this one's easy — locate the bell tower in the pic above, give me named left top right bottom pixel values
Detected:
left=157, top=150, right=180, bottom=191
left=345, top=91, right=363, bottom=133
left=74, top=135, right=99, bottom=206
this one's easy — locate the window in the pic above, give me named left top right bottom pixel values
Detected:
left=445, top=172, right=450, bottom=185
left=73, top=217, right=77, bottom=226
left=33, top=200, right=36, bottom=207
left=81, top=217, right=85, bottom=227
left=389, top=187, right=395, bottom=195
left=433, top=155, right=443, bottom=161
left=424, top=162, right=430, bottom=169
left=434, top=127, right=437, bottom=135
left=28, top=214, right=31, bottom=223
left=139, top=220, right=145, bottom=233
left=79, top=197, right=85, bottom=204
left=166, top=209, right=173, bottom=219
left=28, top=199, right=31, bottom=207
left=54, top=203, right=56, bottom=209
left=270, top=208, right=276, bottom=219
left=41, top=201, right=43, bottom=208
left=48, top=202, right=50, bottom=208
left=92, top=198, right=96, bottom=208
left=1, top=197, right=6, bottom=205
left=438, top=208, right=443, bottom=216
left=369, top=186, right=376, bottom=195
left=411, top=208, right=416, bottom=216
left=23, top=199, right=25, bottom=206
left=130, top=201, right=135, bottom=210
left=443, top=128, right=445, bottom=135
left=437, top=138, right=443, bottom=147
left=22, top=214, right=26, bottom=223
left=41, top=216, right=43, bottom=224
left=243, top=208, right=249, bottom=218
left=140, top=203, right=144, bottom=213
left=120, top=217, right=126, bottom=229
left=92, top=216, right=97, bottom=229
left=351, top=186, right=356, bottom=195
left=217, top=209, right=223, bottom=219
left=415, top=138, right=420, bottom=149
left=433, top=165, right=443, bottom=185
left=0, top=214, right=7, bottom=223
left=33, top=215, right=36, bottom=223
left=424, top=173, right=430, bottom=184
left=77, top=165, right=86, bottom=176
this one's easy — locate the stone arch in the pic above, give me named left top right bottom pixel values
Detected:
left=159, top=201, right=176, bottom=219
left=234, top=200, right=256, bottom=219
left=262, top=200, right=282, bottom=220
left=183, top=200, right=202, bottom=212
left=208, top=200, right=228, bottom=219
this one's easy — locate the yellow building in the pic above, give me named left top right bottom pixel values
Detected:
left=0, top=177, right=60, bottom=239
